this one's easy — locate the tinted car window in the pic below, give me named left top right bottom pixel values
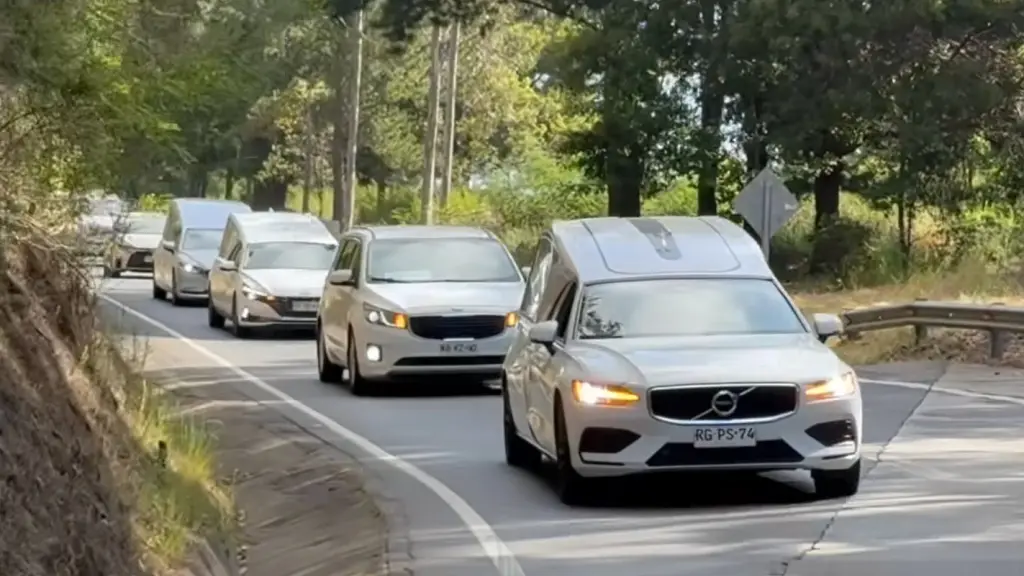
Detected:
left=577, top=278, right=807, bottom=339
left=367, top=238, right=519, bottom=283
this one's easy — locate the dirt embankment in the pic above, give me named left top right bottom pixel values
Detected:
left=0, top=229, right=229, bottom=575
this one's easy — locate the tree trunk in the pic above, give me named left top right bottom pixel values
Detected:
left=605, top=148, right=643, bottom=217
left=695, top=0, right=725, bottom=216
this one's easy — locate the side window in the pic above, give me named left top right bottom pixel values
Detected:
left=171, top=220, right=183, bottom=245
left=536, top=260, right=568, bottom=322
left=218, top=226, right=236, bottom=257
left=333, top=239, right=355, bottom=271
left=553, top=282, right=578, bottom=340
left=162, top=213, right=176, bottom=242
left=348, top=242, right=363, bottom=284
left=519, top=238, right=554, bottom=320
left=227, top=242, right=243, bottom=264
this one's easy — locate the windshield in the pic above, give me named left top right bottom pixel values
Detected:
left=124, top=218, right=164, bottom=235
left=90, top=198, right=123, bottom=216
left=367, top=238, right=520, bottom=283
left=246, top=242, right=337, bottom=270
left=181, top=228, right=223, bottom=251
left=577, top=278, right=807, bottom=339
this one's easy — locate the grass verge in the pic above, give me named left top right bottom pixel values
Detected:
left=790, top=262, right=1024, bottom=366
left=0, top=221, right=234, bottom=575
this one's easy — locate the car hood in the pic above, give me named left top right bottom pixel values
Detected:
left=567, top=333, right=848, bottom=387
left=180, top=249, right=218, bottom=269
left=244, top=269, right=328, bottom=298
left=367, top=282, right=524, bottom=314
left=120, top=233, right=161, bottom=250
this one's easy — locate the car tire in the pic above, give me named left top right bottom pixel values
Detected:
left=169, top=271, right=183, bottom=306
left=207, top=299, right=225, bottom=329
left=231, top=296, right=251, bottom=339
left=152, top=279, right=166, bottom=300
left=346, top=327, right=374, bottom=396
left=812, top=458, right=861, bottom=499
left=553, top=396, right=596, bottom=506
left=317, top=323, right=343, bottom=383
left=503, top=378, right=541, bottom=469
left=110, top=269, right=122, bottom=278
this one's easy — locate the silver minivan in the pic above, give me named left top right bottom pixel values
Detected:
left=152, top=198, right=252, bottom=305
left=315, top=225, right=526, bottom=395
left=207, top=211, right=337, bottom=337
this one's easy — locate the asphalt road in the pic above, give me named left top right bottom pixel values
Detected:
left=96, top=274, right=1019, bottom=576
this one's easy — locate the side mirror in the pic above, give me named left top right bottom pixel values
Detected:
left=328, top=269, right=354, bottom=286
left=521, top=265, right=532, bottom=278
left=528, top=320, right=558, bottom=345
left=160, top=239, right=175, bottom=253
left=217, top=259, right=237, bottom=272
left=812, top=313, right=844, bottom=343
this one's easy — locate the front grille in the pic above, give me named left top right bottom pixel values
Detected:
left=272, top=297, right=319, bottom=318
left=646, top=440, right=803, bottom=467
left=649, top=385, right=798, bottom=422
left=409, top=315, right=505, bottom=340
left=125, top=250, right=153, bottom=269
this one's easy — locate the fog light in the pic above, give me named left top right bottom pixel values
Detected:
left=241, top=307, right=250, bottom=320
left=365, top=345, right=382, bottom=362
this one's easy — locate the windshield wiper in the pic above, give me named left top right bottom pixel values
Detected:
left=369, top=276, right=417, bottom=283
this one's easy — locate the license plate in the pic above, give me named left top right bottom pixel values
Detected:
left=291, top=300, right=318, bottom=312
left=142, top=255, right=152, bottom=263
left=693, top=427, right=757, bottom=448
left=440, top=342, right=477, bottom=353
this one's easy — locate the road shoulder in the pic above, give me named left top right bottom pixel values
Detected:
left=143, top=337, right=393, bottom=576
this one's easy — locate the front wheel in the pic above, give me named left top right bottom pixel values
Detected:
left=317, top=325, right=343, bottom=383
left=169, top=271, right=183, bottom=306
left=812, top=458, right=862, bottom=499
left=553, top=397, right=596, bottom=506
left=346, top=328, right=374, bottom=396
left=152, top=278, right=166, bottom=300
left=503, top=380, right=541, bottom=469
left=208, top=299, right=225, bottom=329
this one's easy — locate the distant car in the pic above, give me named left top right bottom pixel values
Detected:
left=315, top=225, right=526, bottom=396
left=152, top=198, right=252, bottom=305
left=103, top=212, right=166, bottom=277
left=501, top=216, right=862, bottom=505
left=207, top=211, right=338, bottom=338
left=77, top=195, right=127, bottom=258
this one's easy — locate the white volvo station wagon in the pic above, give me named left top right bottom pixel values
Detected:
left=501, top=216, right=862, bottom=505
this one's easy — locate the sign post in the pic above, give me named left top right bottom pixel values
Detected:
left=733, top=168, right=799, bottom=259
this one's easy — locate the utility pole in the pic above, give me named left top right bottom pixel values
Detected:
left=438, top=22, right=460, bottom=208
left=420, top=25, right=442, bottom=225
left=301, top=108, right=314, bottom=214
left=341, top=10, right=363, bottom=231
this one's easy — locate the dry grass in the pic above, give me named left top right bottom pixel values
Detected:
left=790, top=261, right=1024, bottom=366
left=0, top=217, right=233, bottom=575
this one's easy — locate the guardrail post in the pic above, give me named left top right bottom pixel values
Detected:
left=841, top=309, right=861, bottom=341
left=989, top=302, right=1008, bottom=360
left=913, top=298, right=928, bottom=344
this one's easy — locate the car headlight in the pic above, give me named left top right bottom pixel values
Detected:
left=805, top=372, right=858, bottom=402
left=241, top=282, right=274, bottom=302
left=363, top=303, right=407, bottom=329
left=571, top=380, right=639, bottom=407
left=181, top=262, right=206, bottom=274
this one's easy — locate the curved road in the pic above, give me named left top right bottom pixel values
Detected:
left=98, top=276, right=1024, bottom=576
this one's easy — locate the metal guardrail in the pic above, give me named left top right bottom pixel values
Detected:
left=841, top=300, right=1024, bottom=358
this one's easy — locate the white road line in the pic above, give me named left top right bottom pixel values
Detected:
left=860, top=377, right=1024, bottom=407
left=98, top=293, right=527, bottom=576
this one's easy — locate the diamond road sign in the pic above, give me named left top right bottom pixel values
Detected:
left=733, top=168, right=799, bottom=257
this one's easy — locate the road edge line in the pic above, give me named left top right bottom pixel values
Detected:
left=98, top=293, right=527, bottom=576
left=860, top=377, right=1024, bottom=406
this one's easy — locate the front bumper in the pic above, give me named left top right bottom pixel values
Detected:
left=236, top=294, right=319, bottom=329
left=352, top=320, right=515, bottom=379
left=565, top=390, right=862, bottom=478
left=175, top=268, right=209, bottom=300
left=110, top=248, right=154, bottom=273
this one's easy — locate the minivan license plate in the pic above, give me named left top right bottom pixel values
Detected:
left=291, top=300, right=318, bottom=312
left=693, top=427, right=756, bottom=448
left=142, top=255, right=152, bottom=263
left=440, top=342, right=477, bottom=353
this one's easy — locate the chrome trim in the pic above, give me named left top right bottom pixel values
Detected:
left=646, top=382, right=801, bottom=425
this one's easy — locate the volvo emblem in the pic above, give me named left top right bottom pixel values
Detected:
left=710, top=390, right=738, bottom=417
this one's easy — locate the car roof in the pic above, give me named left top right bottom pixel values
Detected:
left=551, top=216, right=771, bottom=283
left=232, top=212, right=337, bottom=244
left=174, top=198, right=252, bottom=229
left=356, top=225, right=493, bottom=240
